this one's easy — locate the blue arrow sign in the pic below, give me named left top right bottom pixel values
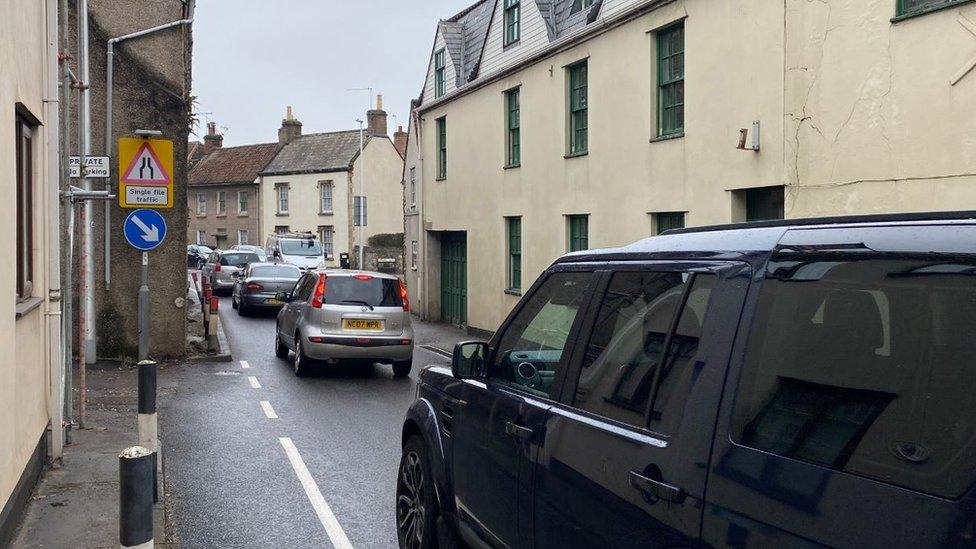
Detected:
left=123, top=209, right=167, bottom=251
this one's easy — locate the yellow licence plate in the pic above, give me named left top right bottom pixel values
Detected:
left=343, top=319, right=384, bottom=331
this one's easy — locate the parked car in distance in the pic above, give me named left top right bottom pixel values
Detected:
left=200, top=250, right=260, bottom=295
left=187, top=244, right=213, bottom=269
left=265, top=231, right=326, bottom=270
left=232, top=262, right=302, bottom=315
left=397, top=212, right=976, bottom=549
left=274, top=270, right=413, bottom=377
left=231, top=244, right=268, bottom=262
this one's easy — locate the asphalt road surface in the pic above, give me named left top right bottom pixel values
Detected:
left=160, top=297, right=450, bottom=548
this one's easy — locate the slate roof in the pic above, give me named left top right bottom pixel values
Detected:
left=188, top=142, right=281, bottom=186
left=440, top=0, right=492, bottom=86
left=260, top=130, right=366, bottom=176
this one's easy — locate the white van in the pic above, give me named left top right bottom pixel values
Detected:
left=265, top=232, right=326, bottom=271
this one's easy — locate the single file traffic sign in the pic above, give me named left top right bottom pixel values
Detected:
left=118, top=137, right=174, bottom=209
left=123, top=209, right=167, bottom=251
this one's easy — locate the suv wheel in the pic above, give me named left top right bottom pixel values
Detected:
left=293, top=335, right=311, bottom=377
left=397, top=435, right=437, bottom=549
left=274, top=326, right=289, bottom=360
left=393, top=359, right=413, bottom=378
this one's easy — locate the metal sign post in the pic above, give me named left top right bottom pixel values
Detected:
left=123, top=209, right=167, bottom=361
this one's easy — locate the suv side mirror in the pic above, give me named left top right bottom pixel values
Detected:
left=452, top=341, right=489, bottom=380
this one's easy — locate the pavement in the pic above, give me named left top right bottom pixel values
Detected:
left=12, top=361, right=175, bottom=548
left=158, top=300, right=467, bottom=548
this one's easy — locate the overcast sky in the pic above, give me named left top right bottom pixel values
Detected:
left=191, top=0, right=473, bottom=146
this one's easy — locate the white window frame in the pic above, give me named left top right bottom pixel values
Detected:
left=238, top=190, right=248, bottom=215
left=411, top=240, right=418, bottom=269
left=319, top=226, right=335, bottom=259
left=276, top=183, right=289, bottom=214
left=197, top=230, right=207, bottom=245
left=409, top=167, right=416, bottom=207
left=196, top=192, right=206, bottom=215
left=319, top=180, right=334, bottom=214
left=238, top=229, right=248, bottom=245
left=217, top=191, right=226, bottom=215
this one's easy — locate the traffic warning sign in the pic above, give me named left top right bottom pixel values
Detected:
left=118, top=137, right=174, bottom=209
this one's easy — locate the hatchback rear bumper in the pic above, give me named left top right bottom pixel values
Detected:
left=304, top=336, right=414, bottom=362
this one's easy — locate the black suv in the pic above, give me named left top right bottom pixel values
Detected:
left=397, top=213, right=976, bottom=548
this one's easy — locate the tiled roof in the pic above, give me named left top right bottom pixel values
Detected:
left=260, top=130, right=365, bottom=176
left=188, top=142, right=281, bottom=186
left=187, top=140, right=206, bottom=168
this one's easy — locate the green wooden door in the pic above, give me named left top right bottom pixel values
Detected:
left=440, top=232, right=467, bottom=326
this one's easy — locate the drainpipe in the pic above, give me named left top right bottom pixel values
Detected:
left=45, top=0, right=64, bottom=463
left=77, top=0, right=93, bottom=430
left=105, top=13, right=194, bottom=290
left=59, top=0, right=72, bottom=445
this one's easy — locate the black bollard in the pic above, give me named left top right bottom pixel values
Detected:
left=119, top=446, right=154, bottom=548
left=137, top=360, right=158, bottom=503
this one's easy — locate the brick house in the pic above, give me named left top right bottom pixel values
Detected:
left=187, top=125, right=281, bottom=249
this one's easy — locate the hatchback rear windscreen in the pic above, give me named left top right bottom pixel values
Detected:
left=251, top=266, right=300, bottom=279
left=219, top=253, right=259, bottom=267
left=325, top=276, right=402, bottom=307
left=731, top=256, right=976, bottom=498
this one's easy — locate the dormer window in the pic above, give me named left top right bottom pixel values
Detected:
left=504, top=0, right=521, bottom=46
left=571, top=0, right=595, bottom=14
left=434, top=49, right=446, bottom=98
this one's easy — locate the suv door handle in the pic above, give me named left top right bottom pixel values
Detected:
left=629, top=471, right=685, bottom=504
left=504, top=421, right=533, bottom=443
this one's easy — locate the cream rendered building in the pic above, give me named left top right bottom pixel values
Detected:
left=407, top=0, right=976, bottom=333
left=259, top=104, right=405, bottom=267
left=1, top=0, right=64, bottom=540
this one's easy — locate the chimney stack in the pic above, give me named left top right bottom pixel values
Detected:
left=366, top=94, right=388, bottom=137
left=393, top=125, right=408, bottom=158
left=203, top=121, right=223, bottom=154
left=278, top=105, right=303, bottom=145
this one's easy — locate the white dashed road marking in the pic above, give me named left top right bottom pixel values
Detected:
left=248, top=376, right=261, bottom=389
left=260, top=401, right=278, bottom=419
left=279, top=437, right=353, bottom=549
left=240, top=360, right=250, bottom=369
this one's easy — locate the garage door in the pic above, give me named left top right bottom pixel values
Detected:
left=440, top=232, right=467, bottom=326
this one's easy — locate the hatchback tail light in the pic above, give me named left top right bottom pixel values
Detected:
left=311, top=273, right=327, bottom=308
left=246, top=282, right=264, bottom=292
left=214, top=263, right=222, bottom=272
left=399, top=278, right=410, bottom=312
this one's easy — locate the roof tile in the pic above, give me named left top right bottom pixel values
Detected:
left=188, top=142, right=281, bottom=186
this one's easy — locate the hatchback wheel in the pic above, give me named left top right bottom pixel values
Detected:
left=393, top=359, right=413, bottom=378
left=293, top=335, right=311, bottom=377
left=397, top=436, right=437, bottom=549
left=237, top=298, right=248, bottom=316
left=231, top=295, right=239, bottom=309
left=274, top=325, right=289, bottom=360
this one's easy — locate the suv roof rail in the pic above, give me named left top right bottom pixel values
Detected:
left=663, top=210, right=976, bottom=236
left=273, top=231, right=317, bottom=240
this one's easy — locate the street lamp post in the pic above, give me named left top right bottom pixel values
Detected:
left=356, top=118, right=365, bottom=269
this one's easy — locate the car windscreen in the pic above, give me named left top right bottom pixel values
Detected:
left=251, top=266, right=300, bottom=279
left=219, top=253, right=259, bottom=267
left=280, top=240, right=322, bottom=256
left=325, top=276, right=402, bottom=307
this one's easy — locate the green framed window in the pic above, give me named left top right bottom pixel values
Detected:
left=507, top=217, right=522, bottom=291
left=506, top=87, right=521, bottom=166
left=568, top=214, right=588, bottom=252
left=436, top=117, right=447, bottom=179
left=571, top=0, right=595, bottom=14
left=504, top=0, right=521, bottom=45
left=568, top=61, right=588, bottom=155
left=655, top=212, right=685, bottom=234
left=434, top=49, right=446, bottom=98
left=657, top=23, right=684, bottom=137
left=897, top=0, right=971, bottom=17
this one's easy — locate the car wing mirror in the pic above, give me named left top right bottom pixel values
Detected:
left=452, top=341, right=489, bottom=380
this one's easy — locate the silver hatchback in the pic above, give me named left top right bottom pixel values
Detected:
left=274, top=270, right=415, bottom=377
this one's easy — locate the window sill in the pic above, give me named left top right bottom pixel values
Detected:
left=503, top=163, right=521, bottom=170
left=650, top=132, right=684, bottom=143
left=411, top=266, right=418, bottom=271
left=435, top=177, right=447, bottom=182
left=275, top=213, right=289, bottom=217
left=15, top=297, right=43, bottom=319
left=503, top=39, right=521, bottom=50
left=891, top=0, right=974, bottom=22
left=216, top=214, right=227, bottom=218
left=319, top=211, right=334, bottom=216
left=504, top=289, right=522, bottom=296
left=237, top=213, right=248, bottom=217
left=564, top=151, right=588, bottom=159
left=196, top=214, right=206, bottom=218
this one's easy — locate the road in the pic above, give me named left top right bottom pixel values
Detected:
left=160, top=296, right=452, bottom=548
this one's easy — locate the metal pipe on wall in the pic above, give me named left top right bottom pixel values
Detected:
left=77, top=0, right=92, bottom=430
left=60, top=0, right=72, bottom=445
left=45, top=0, right=65, bottom=463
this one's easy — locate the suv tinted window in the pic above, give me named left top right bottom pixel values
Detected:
left=732, top=257, right=976, bottom=498
left=574, top=271, right=715, bottom=431
left=280, top=239, right=323, bottom=256
left=325, top=276, right=402, bottom=308
left=489, top=272, right=594, bottom=399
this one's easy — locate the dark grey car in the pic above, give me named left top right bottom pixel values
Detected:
left=232, top=262, right=302, bottom=315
